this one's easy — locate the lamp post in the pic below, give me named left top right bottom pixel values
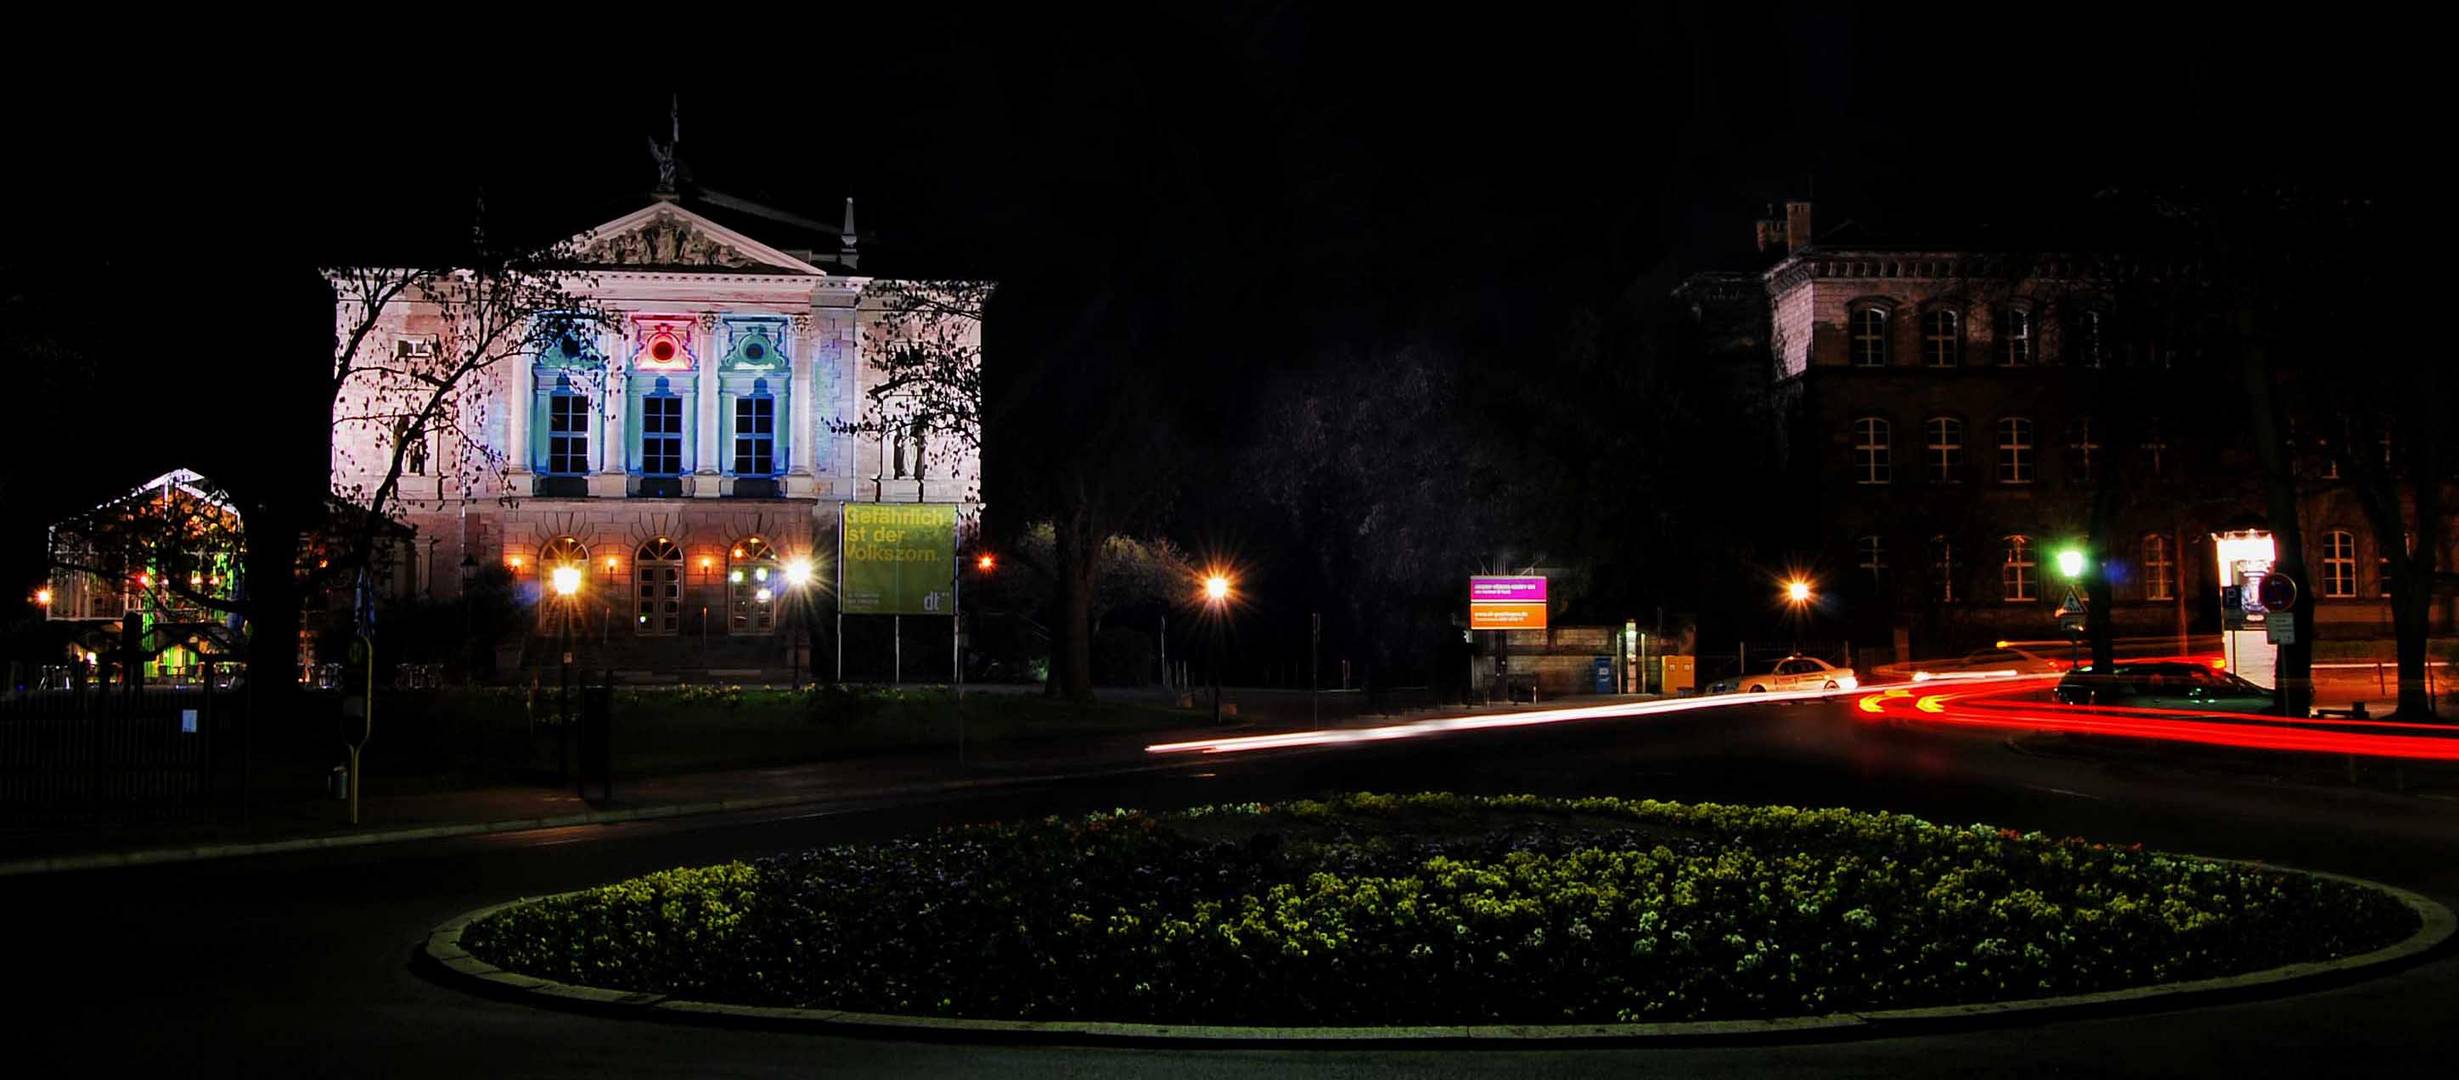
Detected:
left=785, top=557, right=814, bottom=691
left=550, top=563, right=581, bottom=776
left=1202, top=572, right=1233, bottom=725
left=1782, top=577, right=1814, bottom=654
left=2054, top=545, right=2087, bottom=672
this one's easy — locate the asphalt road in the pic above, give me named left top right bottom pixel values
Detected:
left=13, top=698, right=2459, bottom=1077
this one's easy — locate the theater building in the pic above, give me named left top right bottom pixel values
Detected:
left=328, top=191, right=981, bottom=678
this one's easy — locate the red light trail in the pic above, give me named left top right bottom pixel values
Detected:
left=1862, top=675, right=2459, bottom=761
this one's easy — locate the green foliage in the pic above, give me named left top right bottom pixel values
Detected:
left=461, top=793, right=2415, bottom=1024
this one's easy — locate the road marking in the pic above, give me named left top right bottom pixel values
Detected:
left=2024, top=785, right=2104, bottom=800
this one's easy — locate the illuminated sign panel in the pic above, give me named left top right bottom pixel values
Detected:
left=2211, top=530, right=2277, bottom=688
left=1469, top=575, right=1548, bottom=630
left=841, top=503, right=958, bottom=614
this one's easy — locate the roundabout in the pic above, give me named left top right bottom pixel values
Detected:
left=426, top=792, right=2452, bottom=1045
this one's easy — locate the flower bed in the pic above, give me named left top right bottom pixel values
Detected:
left=459, top=793, right=2417, bottom=1024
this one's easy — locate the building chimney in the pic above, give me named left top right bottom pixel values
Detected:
left=1784, top=200, right=1813, bottom=252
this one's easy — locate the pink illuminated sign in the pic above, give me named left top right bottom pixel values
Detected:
left=1471, top=576, right=1547, bottom=603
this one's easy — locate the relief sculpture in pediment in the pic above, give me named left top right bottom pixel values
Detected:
left=581, top=212, right=760, bottom=269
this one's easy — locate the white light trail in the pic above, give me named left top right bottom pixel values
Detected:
left=1144, top=683, right=1946, bottom=756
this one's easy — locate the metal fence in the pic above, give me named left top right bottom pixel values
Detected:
left=0, top=687, right=243, bottom=820
left=1720, top=641, right=1854, bottom=680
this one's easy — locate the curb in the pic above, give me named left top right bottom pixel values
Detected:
left=0, top=756, right=1215, bottom=878
left=417, top=859, right=2455, bottom=1048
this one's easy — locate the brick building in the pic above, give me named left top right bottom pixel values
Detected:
left=1707, top=202, right=2452, bottom=662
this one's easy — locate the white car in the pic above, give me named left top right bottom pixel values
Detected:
left=1712, top=656, right=1858, bottom=694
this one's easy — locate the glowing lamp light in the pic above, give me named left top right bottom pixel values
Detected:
left=755, top=587, right=773, bottom=603
left=1203, top=574, right=1232, bottom=603
left=754, top=566, right=770, bottom=582
left=508, top=555, right=525, bottom=569
left=700, top=556, right=715, bottom=569
left=138, top=572, right=153, bottom=588
left=728, top=569, right=745, bottom=584
left=190, top=572, right=204, bottom=587
left=977, top=553, right=996, bottom=573
left=1785, top=580, right=1812, bottom=604
left=2055, top=547, right=2087, bottom=581
left=784, top=558, right=814, bottom=588
left=605, top=557, right=620, bottom=572
left=33, top=586, right=52, bottom=608
left=550, top=565, right=583, bottom=597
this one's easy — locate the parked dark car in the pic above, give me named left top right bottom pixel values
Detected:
left=2052, top=661, right=2278, bottom=713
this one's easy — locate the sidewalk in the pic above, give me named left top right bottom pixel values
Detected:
left=2308, top=665, right=2459, bottom=717
left=0, top=694, right=1630, bottom=876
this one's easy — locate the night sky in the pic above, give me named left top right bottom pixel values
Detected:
left=3, top=5, right=2414, bottom=614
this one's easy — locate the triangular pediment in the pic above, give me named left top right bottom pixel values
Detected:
left=567, top=202, right=826, bottom=275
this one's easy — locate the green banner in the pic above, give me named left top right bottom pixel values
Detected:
left=840, top=503, right=958, bottom=615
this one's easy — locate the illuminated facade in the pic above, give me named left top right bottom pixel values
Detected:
left=329, top=195, right=982, bottom=676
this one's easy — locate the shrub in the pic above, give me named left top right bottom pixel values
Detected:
left=462, top=793, right=2416, bottom=1024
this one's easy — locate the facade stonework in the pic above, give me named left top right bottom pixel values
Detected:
left=330, top=200, right=982, bottom=675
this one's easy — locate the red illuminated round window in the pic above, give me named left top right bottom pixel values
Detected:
left=650, top=339, right=676, bottom=362
left=745, top=342, right=766, bottom=360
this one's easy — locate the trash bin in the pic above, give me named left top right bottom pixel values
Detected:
left=327, top=765, right=349, bottom=801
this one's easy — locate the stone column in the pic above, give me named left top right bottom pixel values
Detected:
left=505, top=363, right=532, bottom=489
left=787, top=312, right=816, bottom=497
left=591, top=344, right=629, bottom=498
left=694, top=311, right=722, bottom=497
left=844, top=315, right=867, bottom=501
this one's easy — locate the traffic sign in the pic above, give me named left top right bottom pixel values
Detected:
left=2256, top=572, right=2298, bottom=613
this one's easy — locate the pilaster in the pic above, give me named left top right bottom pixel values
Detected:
left=787, top=312, right=816, bottom=497
left=505, top=364, right=531, bottom=482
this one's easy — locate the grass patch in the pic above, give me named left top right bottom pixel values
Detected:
left=459, top=793, right=2418, bottom=1025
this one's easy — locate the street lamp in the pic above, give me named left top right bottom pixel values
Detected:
left=550, top=563, right=582, bottom=772
left=2055, top=547, right=2087, bottom=582
left=2054, top=545, right=2088, bottom=671
left=784, top=557, right=815, bottom=690
left=1201, top=571, right=1234, bottom=724
left=1781, top=577, right=1814, bottom=654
